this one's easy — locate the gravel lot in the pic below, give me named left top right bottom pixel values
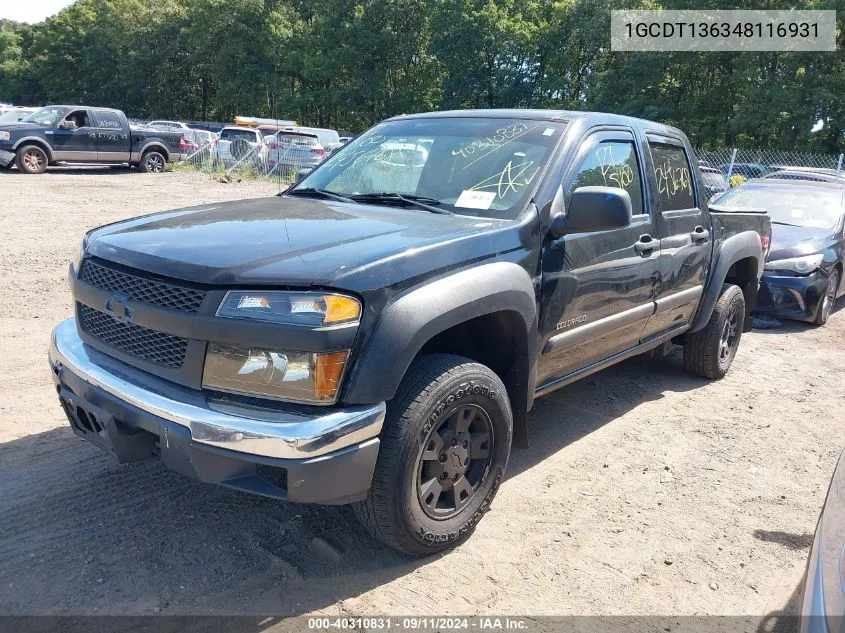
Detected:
left=1, top=168, right=843, bottom=625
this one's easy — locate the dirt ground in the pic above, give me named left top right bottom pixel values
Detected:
left=1, top=168, right=844, bottom=624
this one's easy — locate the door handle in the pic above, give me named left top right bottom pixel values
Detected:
left=634, top=234, right=657, bottom=254
left=690, top=226, right=710, bottom=243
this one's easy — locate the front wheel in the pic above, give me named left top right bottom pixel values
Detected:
left=15, top=145, right=48, bottom=174
left=683, top=284, right=745, bottom=379
left=815, top=269, right=841, bottom=326
left=353, top=354, right=512, bottom=556
left=139, top=151, right=166, bottom=173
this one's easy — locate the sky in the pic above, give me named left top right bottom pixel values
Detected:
left=0, top=0, right=75, bottom=24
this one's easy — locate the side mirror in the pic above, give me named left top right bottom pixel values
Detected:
left=294, top=167, right=313, bottom=185
left=550, top=186, right=632, bottom=238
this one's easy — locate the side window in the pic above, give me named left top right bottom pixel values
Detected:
left=93, top=110, right=123, bottom=130
left=649, top=143, right=695, bottom=210
left=567, top=140, right=644, bottom=215
left=65, top=109, right=91, bottom=129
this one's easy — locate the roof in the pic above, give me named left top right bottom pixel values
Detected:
left=387, top=108, right=686, bottom=136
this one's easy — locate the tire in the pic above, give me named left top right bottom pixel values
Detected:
left=15, top=145, right=48, bottom=174
left=138, top=151, right=166, bottom=173
left=683, top=283, right=745, bottom=379
left=352, top=354, right=512, bottom=556
left=815, top=269, right=840, bottom=326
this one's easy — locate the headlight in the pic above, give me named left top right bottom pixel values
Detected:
left=217, top=291, right=360, bottom=327
left=71, top=239, right=87, bottom=273
left=765, top=254, right=823, bottom=274
left=0, top=131, right=10, bottom=142
left=202, top=343, right=348, bottom=404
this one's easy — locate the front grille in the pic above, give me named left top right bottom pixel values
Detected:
left=78, top=304, right=188, bottom=368
left=79, top=259, right=206, bottom=313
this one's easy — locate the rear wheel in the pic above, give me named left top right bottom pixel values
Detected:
left=15, top=145, right=48, bottom=174
left=139, top=151, right=166, bottom=173
left=683, top=284, right=745, bottom=379
left=815, top=269, right=840, bottom=326
left=352, top=354, right=512, bottom=556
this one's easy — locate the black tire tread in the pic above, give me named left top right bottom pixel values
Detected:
left=352, top=353, right=507, bottom=555
left=683, top=283, right=744, bottom=379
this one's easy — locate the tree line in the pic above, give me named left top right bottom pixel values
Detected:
left=0, top=0, right=843, bottom=151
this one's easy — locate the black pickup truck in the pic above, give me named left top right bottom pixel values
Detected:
left=0, top=105, right=186, bottom=174
left=49, top=109, right=771, bottom=555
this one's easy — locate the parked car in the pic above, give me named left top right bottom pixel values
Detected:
left=763, top=169, right=845, bottom=184
left=50, top=109, right=770, bottom=555
left=146, top=119, right=191, bottom=131
left=713, top=179, right=844, bottom=325
left=213, top=126, right=268, bottom=168
left=720, top=162, right=772, bottom=179
left=0, top=107, right=38, bottom=123
left=0, top=105, right=187, bottom=173
left=279, top=125, right=339, bottom=152
left=799, top=449, right=845, bottom=633
left=267, top=131, right=325, bottom=173
left=699, top=165, right=728, bottom=199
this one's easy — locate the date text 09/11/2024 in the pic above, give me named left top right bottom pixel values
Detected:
left=307, top=617, right=529, bottom=630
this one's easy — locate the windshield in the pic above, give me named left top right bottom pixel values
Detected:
left=297, top=117, right=567, bottom=218
left=22, top=107, right=66, bottom=126
left=716, top=185, right=844, bottom=230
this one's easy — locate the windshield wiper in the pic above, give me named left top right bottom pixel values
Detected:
left=286, top=187, right=357, bottom=204
left=771, top=220, right=803, bottom=227
left=351, top=192, right=454, bottom=215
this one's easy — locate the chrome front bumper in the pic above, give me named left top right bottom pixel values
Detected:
left=49, top=318, right=386, bottom=460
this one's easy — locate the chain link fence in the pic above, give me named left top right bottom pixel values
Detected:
left=694, top=147, right=845, bottom=188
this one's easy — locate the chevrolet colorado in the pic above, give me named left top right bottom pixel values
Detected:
left=49, top=110, right=771, bottom=555
left=0, top=105, right=186, bottom=173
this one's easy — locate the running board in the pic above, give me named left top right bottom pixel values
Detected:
left=534, top=324, right=691, bottom=398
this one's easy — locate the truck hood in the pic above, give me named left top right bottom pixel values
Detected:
left=86, top=196, right=525, bottom=290
left=768, top=223, right=835, bottom=261
left=0, top=122, right=43, bottom=132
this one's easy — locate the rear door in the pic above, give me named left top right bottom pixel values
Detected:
left=646, top=134, right=712, bottom=335
left=93, top=109, right=131, bottom=162
left=536, top=128, right=660, bottom=387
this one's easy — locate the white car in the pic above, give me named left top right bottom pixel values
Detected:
left=213, top=127, right=269, bottom=168
left=0, top=107, right=37, bottom=123
left=146, top=120, right=192, bottom=131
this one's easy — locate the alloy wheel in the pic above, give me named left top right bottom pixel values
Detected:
left=416, top=404, right=494, bottom=520
left=23, top=149, right=44, bottom=173
left=820, top=274, right=838, bottom=323
left=146, top=154, right=165, bottom=173
left=719, top=306, right=739, bottom=362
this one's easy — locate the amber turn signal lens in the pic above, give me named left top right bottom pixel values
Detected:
left=315, top=351, right=349, bottom=399
left=324, top=295, right=361, bottom=324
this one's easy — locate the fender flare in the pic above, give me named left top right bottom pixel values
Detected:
left=342, top=261, right=538, bottom=409
left=12, top=137, right=55, bottom=161
left=690, top=230, right=763, bottom=332
left=137, top=141, right=169, bottom=161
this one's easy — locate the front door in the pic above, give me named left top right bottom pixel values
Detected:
left=537, top=129, right=660, bottom=388
left=51, top=109, right=96, bottom=161
left=645, top=135, right=712, bottom=335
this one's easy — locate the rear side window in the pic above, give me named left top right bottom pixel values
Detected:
left=649, top=143, right=695, bottom=210
left=567, top=140, right=644, bottom=215
left=94, top=110, right=123, bottom=129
